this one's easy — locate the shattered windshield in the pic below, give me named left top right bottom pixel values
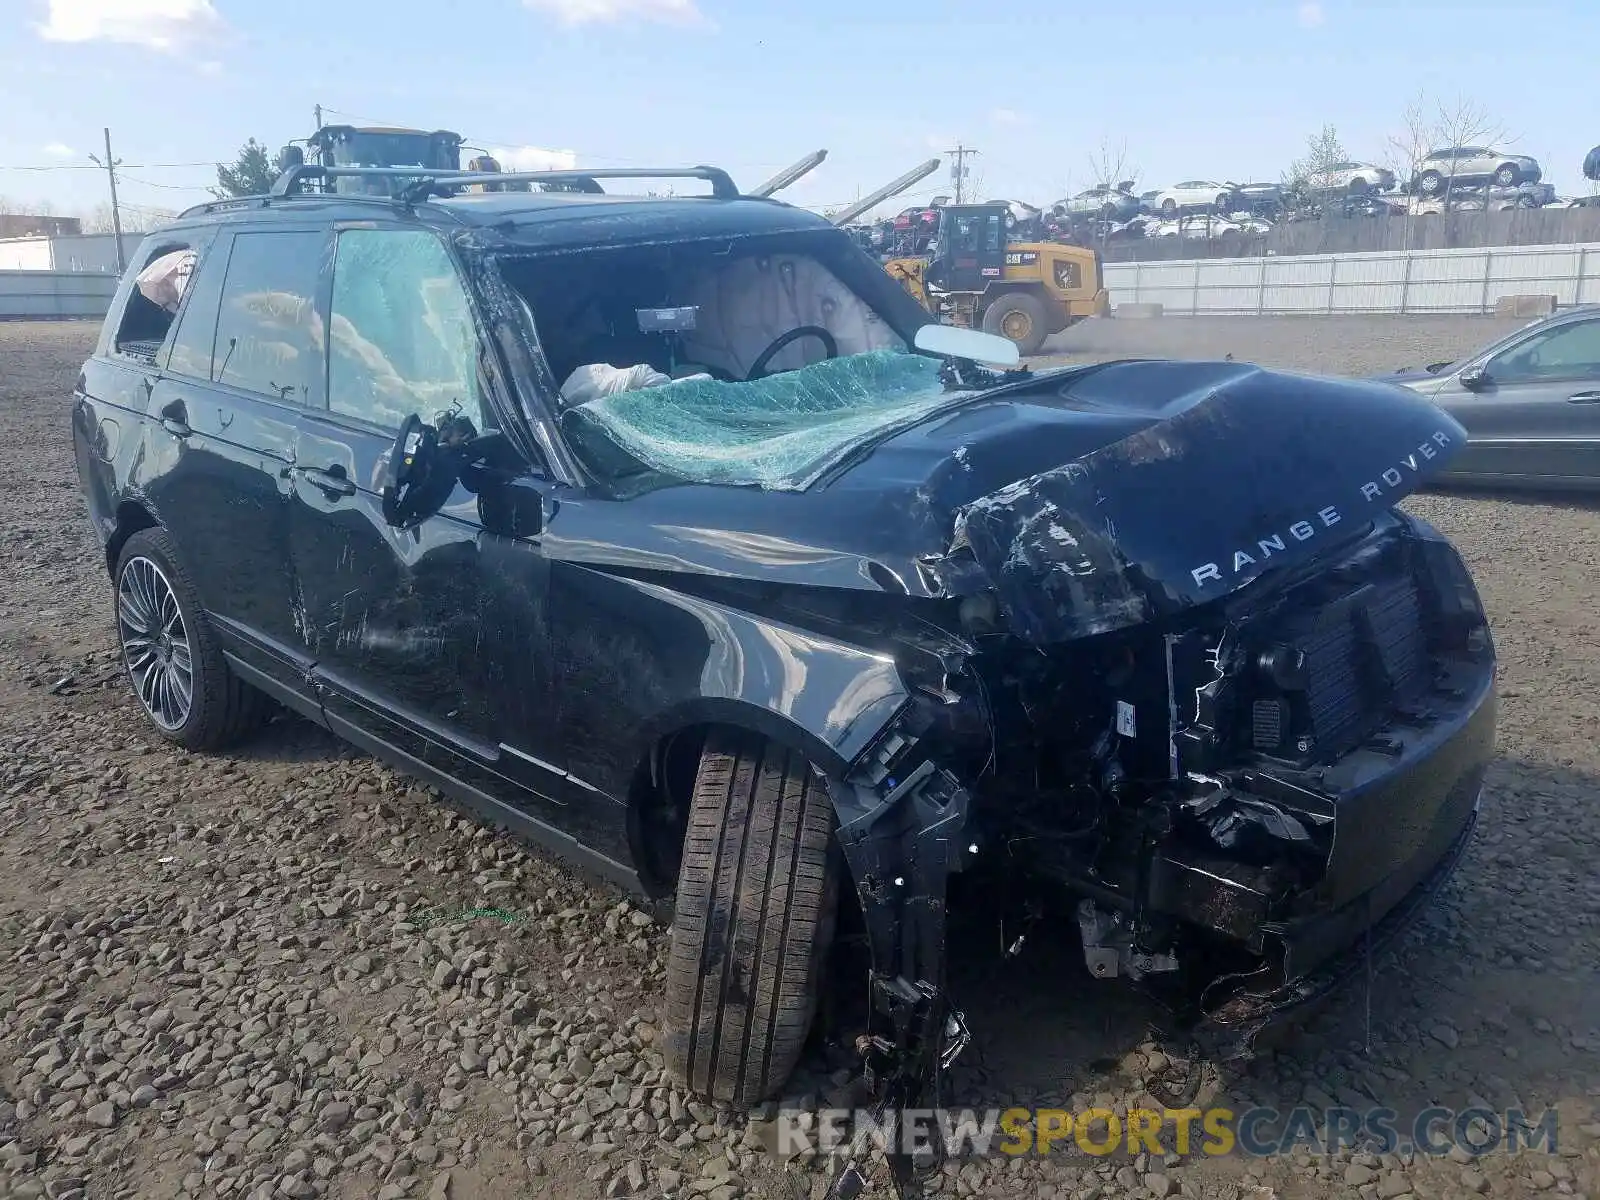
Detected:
left=561, top=349, right=961, bottom=490
left=498, top=232, right=960, bottom=490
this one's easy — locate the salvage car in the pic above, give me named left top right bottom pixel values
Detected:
left=1152, top=180, right=1238, bottom=215
left=1299, top=160, right=1396, bottom=195
left=1054, top=185, right=1141, bottom=222
left=74, top=163, right=1497, bottom=1132
left=1410, top=146, right=1541, bottom=195
left=1377, top=304, right=1600, bottom=490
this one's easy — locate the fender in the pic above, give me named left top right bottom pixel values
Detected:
left=609, top=574, right=914, bottom=780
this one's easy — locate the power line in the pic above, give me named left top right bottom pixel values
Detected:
left=0, top=160, right=221, bottom=172
left=119, top=174, right=213, bottom=191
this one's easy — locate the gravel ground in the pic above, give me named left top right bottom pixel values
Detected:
left=1, top=317, right=1597, bottom=1200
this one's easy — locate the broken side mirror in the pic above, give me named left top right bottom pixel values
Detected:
left=1458, top=366, right=1488, bottom=391
left=381, top=413, right=452, bottom=529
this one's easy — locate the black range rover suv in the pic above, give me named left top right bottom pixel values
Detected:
left=73, top=163, right=1495, bottom=1122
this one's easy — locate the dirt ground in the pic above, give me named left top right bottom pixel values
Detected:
left=0, top=317, right=1596, bottom=1200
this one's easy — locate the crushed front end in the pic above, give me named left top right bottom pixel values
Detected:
left=826, top=509, right=1494, bottom=1171
left=809, top=365, right=1496, bottom=1196
left=966, top=510, right=1494, bottom=1046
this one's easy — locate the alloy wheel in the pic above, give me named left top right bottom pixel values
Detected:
left=117, top=555, right=193, bottom=731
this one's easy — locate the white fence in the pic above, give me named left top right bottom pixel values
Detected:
left=1103, top=242, right=1600, bottom=316
left=0, top=270, right=120, bottom=319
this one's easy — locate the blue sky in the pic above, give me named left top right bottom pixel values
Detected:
left=2, top=0, right=1597, bottom=224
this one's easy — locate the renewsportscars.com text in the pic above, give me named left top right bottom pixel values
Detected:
left=774, top=1106, right=1559, bottom=1159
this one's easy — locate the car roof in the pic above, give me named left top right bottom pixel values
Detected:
left=170, top=189, right=837, bottom=251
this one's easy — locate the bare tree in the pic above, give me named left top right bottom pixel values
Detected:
left=1285, top=124, right=1349, bottom=192
left=82, top=203, right=173, bottom=234
left=1386, top=93, right=1510, bottom=201
left=1086, top=135, right=1139, bottom=193
left=81, top=203, right=119, bottom=234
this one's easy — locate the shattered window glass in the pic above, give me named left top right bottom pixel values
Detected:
left=328, top=229, right=484, bottom=432
left=561, top=349, right=965, bottom=491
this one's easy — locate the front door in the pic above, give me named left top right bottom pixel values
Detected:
left=1436, top=314, right=1600, bottom=486
left=286, top=225, right=568, bottom=816
left=143, top=225, right=329, bottom=694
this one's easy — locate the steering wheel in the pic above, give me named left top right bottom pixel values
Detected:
left=747, top=326, right=839, bottom=380
left=381, top=413, right=438, bottom=528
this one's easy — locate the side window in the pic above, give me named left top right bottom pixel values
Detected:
left=210, top=230, right=327, bottom=402
left=165, top=242, right=227, bottom=380
left=1490, top=320, right=1600, bottom=384
left=984, top=214, right=1002, bottom=252
left=327, top=229, right=485, bottom=432
left=112, top=242, right=196, bottom=365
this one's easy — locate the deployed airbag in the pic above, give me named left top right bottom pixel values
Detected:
left=562, top=349, right=966, bottom=490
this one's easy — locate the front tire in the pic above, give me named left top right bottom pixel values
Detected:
left=981, top=290, right=1050, bottom=355
left=113, top=527, right=268, bottom=751
left=1493, top=163, right=1520, bottom=187
left=662, top=731, right=840, bottom=1106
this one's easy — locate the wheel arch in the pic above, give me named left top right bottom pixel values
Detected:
left=624, top=694, right=907, bottom=898
left=106, top=499, right=160, bottom=577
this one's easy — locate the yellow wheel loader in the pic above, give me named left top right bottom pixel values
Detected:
left=882, top=204, right=1109, bottom=356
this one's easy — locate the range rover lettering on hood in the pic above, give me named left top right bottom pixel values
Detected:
left=1189, top=428, right=1457, bottom=589
left=937, top=362, right=1469, bottom=645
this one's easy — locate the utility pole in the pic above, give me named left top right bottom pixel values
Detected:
left=88, top=127, right=126, bottom=275
left=314, top=104, right=323, bottom=129
left=946, top=143, right=979, bottom=204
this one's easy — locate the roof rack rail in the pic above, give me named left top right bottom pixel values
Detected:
left=268, top=164, right=742, bottom=200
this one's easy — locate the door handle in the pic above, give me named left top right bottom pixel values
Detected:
left=298, top=465, right=357, bottom=498
left=158, top=398, right=192, bottom=438
left=1567, top=391, right=1600, bottom=403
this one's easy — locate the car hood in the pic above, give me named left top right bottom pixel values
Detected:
left=553, top=361, right=1467, bottom=645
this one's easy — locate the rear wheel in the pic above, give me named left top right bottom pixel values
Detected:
left=113, top=527, right=269, bottom=751
left=982, top=291, right=1050, bottom=355
left=1160, top=198, right=1178, bottom=217
left=1418, top=169, right=1445, bottom=195
left=662, top=731, right=841, bottom=1106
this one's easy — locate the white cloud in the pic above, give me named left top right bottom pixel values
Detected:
left=521, top=0, right=704, bottom=26
left=989, top=108, right=1027, bottom=126
left=37, top=0, right=225, bottom=50
left=42, top=142, right=74, bottom=157
left=197, top=59, right=224, bottom=76
left=1297, top=1, right=1324, bottom=27
left=489, top=145, right=580, bottom=172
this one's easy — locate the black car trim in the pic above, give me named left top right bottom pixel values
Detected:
left=210, top=614, right=317, bottom=679
left=312, top=665, right=504, bottom=766
left=499, top=742, right=606, bottom=796
left=321, top=709, right=640, bottom=893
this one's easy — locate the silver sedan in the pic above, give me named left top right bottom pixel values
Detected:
left=1376, top=306, right=1600, bottom=490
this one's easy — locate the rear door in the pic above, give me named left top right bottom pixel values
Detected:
left=142, top=224, right=330, bottom=703
left=286, top=225, right=568, bottom=815
left=1435, top=314, right=1600, bottom=486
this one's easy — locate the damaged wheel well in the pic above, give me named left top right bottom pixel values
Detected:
left=626, top=716, right=863, bottom=899
left=106, top=501, right=158, bottom=577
